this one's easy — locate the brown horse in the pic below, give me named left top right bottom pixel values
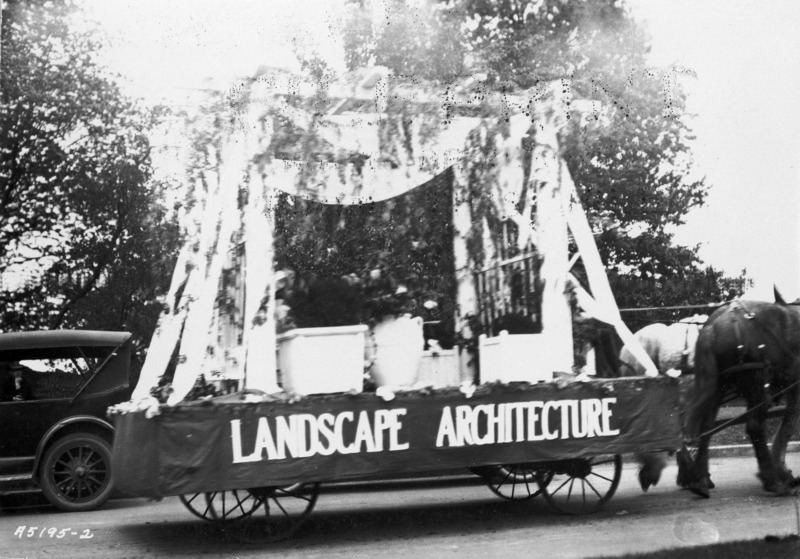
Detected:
left=684, top=299, right=800, bottom=497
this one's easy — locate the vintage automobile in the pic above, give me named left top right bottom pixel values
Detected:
left=0, top=330, right=134, bottom=512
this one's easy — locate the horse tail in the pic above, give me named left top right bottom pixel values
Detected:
left=685, top=332, right=719, bottom=442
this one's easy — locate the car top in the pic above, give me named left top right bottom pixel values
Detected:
left=0, top=330, right=132, bottom=351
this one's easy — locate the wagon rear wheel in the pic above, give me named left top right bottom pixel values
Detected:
left=538, top=454, right=622, bottom=515
left=475, top=464, right=551, bottom=501
left=225, top=482, right=320, bottom=543
left=180, top=489, right=264, bottom=522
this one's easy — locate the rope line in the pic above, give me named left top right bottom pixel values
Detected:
left=693, top=375, right=800, bottom=442
left=620, top=303, right=727, bottom=313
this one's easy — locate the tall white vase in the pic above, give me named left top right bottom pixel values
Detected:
left=370, top=314, right=425, bottom=388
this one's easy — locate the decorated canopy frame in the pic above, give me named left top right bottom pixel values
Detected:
left=131, top=67, right=658, bottom=406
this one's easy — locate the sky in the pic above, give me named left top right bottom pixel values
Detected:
left=628, top=0, right=800, bottom=300
left=83, top=0, right=800, bottom=301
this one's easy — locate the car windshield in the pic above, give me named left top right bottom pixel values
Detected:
left=1, top=348, right=115, bottom=401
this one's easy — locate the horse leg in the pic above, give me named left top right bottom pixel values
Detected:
left=676, top=446, right=715, bottom=490
left=687, top=433, right=714, bottom=498
left=745, top=408, right=782, bottom=492
left=685, top=391, right=722, bottom=498
left=675, top=376, right=695, bottom=488
left=770, top=376, right=800, bottom=488
left=684, top=330, right=725, bottom=498
left=636, top=452, right=667, bottom=491
left=741, top=381, right=785, bottom=493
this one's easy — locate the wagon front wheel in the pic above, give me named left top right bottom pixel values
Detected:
left=538, top=454, right=622, bottom=515
left=227, top=482, right=320, bottom=543
left=180, top=490, right=264, bottom=521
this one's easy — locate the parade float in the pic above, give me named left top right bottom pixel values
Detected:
left=109, top=68, right=681, bottom=540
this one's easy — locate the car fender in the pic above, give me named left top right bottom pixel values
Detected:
left=32, top=415, right=114, bottom=481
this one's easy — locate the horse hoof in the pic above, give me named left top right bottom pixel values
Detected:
left=707, top=476, right=715, bottom=489
left=688, top=479, right=710, bottom=498
left=638, top=466, right=663, bottom=492
left=760, top=478, right=790, bottom=495
left=676, top=471, right=691, bottom=488
left=638, top=470, right=651, bottom=492
left=772, top=484, right=792, bottom=496
left=757, top=473, right=790, bottom=494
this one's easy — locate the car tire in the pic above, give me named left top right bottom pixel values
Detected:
left=39, top=433, right=114, bottom=512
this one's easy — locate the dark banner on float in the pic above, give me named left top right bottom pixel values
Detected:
left=113, top=377, right=681, bottom=498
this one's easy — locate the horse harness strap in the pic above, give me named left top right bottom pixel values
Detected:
left=680, top=325, right=691, bottom=372
left=691, top=374, right=800, bottom=444
left=732, top=300, right=800, bottom=361
left=719, top=301, right=772, bottom=377
left=690, top=301, right=800, bottom=444
left=730, top=301, right=753, bottom=364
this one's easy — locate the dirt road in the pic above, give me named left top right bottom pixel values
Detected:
left=3, top=454, right=800, bottom=558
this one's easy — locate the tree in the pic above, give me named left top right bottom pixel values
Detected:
left=336, top=0, right=735, bottom=310
left=342, top=0, right=466, bottom=80
left=0, top=0, right=180, bottom=363
left=458, top=0, right=710, bottom=283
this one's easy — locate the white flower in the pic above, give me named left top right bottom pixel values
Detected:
left=144, top=397, right=162, bottom=418
left=459, top=381, right=476, bottom=399
left=423, top=300, right=438, bottom=310
left=395, top=285, right=408, bottom=295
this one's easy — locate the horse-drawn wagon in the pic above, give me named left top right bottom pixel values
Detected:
left=110, top=69, right=684, bottom=541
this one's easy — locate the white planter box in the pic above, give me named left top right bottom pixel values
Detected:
left=277, top=325, right=368, bottom=395
left=478, top=331, right=554, bottom=384
left=417, top=349, right=461, bottom=388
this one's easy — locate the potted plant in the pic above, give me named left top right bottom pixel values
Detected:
left=356, top=267, right=425, bottom=389
left=283, top=266, right=427, bottom=389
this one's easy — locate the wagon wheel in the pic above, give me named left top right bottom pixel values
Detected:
left=538, top=454, right=622, bottom=515
left=179, top=489, right=264, bottom=522
left=476, top=464, right=553, bottom=501
left=225, top=482, right=320, bottom=543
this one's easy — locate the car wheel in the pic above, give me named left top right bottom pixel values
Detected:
left=39, top=433, right=114, bottom=512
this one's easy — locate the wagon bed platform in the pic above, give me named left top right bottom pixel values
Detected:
left=111, top=376, right=681, bottom=499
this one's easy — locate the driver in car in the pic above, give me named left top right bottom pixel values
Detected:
left=1, top=362, right=35, bottom=401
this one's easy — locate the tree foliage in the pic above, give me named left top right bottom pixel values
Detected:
left=342, top=0, right=466, bottom=80
left=0, top=0, right=180, bottom=361
left=274, top=173, right=457, bottom=341
left=334, top=0, right=732, bottom=311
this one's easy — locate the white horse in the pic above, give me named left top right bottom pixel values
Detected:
left=619, top=314, right=708, bottom=376
left=619, top=314, right=708, bottom=491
